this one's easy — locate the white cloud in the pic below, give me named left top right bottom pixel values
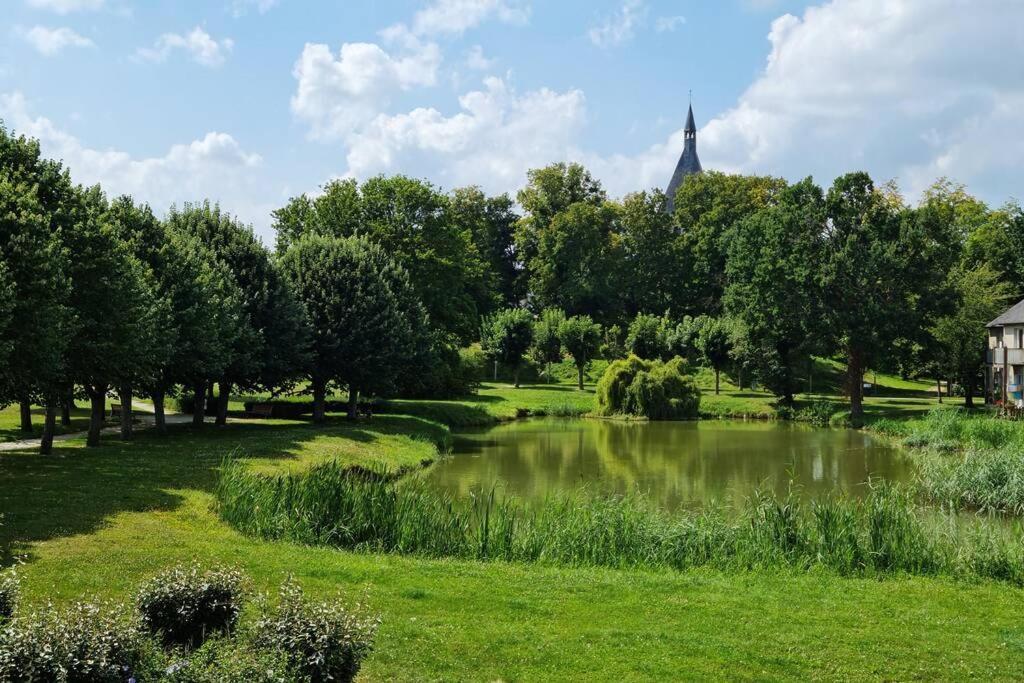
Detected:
left=136, top=27, right=234, bottom=68
left=689, top=0, right=1024, bottom=203
left=465, top=45, right=494, bottom=71
left=230, top=0, right=279, bottom=17
left=655, top=15, right=685, bottom=32
left=0, top=91, right=275, bottom=237
left=405, top=0, right=530, bottom=37
left=342, top=77, right=586, bottom=193
left=291, top=39, right=442, bottom=141
left=589, top=0, right=647, bottom=48
left=19, top=25, right=95, bottom=56
left=25, top=0, right=104, bottom=13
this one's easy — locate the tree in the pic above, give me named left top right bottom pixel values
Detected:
left=695, top=318, right=733, bottom=395
left=481, top=308, right=534, bottom=388
left=525, top=202, right=623, bottom=320
left=449, top=186, right=521, bottom=311
left=619, top=190, right=682, bottom=316
left=932, top=266, right=1011, bottom=407
left=558, top=315, right=602, bottom=390
left=530, top=308, right=565, bottom=383
left=626, top=313, right=669, bottom=360
left=280, top=235, right=425, bottom=421
left=515, top=163, right=606, bottom=281
left=674, top=171, right=788, bottom=315
left=63, top=186, right=158, bottom=446
left=0, top=126, right=73, bottom=452
left=821, top=173, right=929, bottom=424
left=724, top=179, right=826, bottom=405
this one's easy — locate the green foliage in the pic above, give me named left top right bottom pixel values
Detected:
left=600, top=324, right=626, bottom=360
left=480, top=308, right=534, bottom=385
left=279, top=234, right=426, bottom=408
left=694, top=317, right=732, bottom=393
left=619, top=189, right=681, bottom=316
left=530, top=307, right=565, bottom=377
left=558, top=314, right=602, bottom=389
left=136, top=563, right=245, bottom=648
left=0, top=600, right=160, bottom=682
left=626, top=313, right=669, bottom=360
left=448, top=186, right=521, bottom=312
left=0, top=570, right=17, bottom=621
left=251, top=579, right=379, bottom=683
left=217, top=463, right=1024, bottom=584
left=162, top=637, right=297, bottom=683
left=595, top=355, right=700, bottom=419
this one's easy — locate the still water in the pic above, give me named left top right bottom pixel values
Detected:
left=423, top=418, right=913, bottom=510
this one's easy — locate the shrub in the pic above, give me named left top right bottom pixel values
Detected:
left=0, top=600, right=162, bottom=682
left=163, top=637, right=298, bottom=683
left=595, top=355, right=700, bottom=419
left=797, top=399, right=839, bottom=427
left=252, top=580, right=379, bottom=683
left=137, top=563, right=245, bottom=648
left=0, top=570, right=17, bottom=622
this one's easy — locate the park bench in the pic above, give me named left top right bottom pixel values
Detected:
left=109, top=403, right=125, bottom=420
left=246, top=403, right=274, bottom=419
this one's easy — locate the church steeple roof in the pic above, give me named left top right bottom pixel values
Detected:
left=665, top=101, right=702, bottom=213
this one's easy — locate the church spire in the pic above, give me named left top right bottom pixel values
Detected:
left=665, top=101, right=703, bottom=214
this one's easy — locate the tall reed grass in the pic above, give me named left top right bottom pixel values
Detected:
left=875, top=409, right=1024, bottom=514
left=217, top=461, right=1024, bottom=584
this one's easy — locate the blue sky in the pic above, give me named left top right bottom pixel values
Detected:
left=2, top=0, right=1022, bottom=241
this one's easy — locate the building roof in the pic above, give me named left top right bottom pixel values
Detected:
left=665, top=103, right=702, bottom=214
left=988, top=298, right=1024, bottom=327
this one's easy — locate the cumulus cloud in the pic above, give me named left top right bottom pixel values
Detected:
left=343, top=77, right=586, bottom=192
left=291, top=39, right=442, bottom=141
left=25, top=0, right=104, bottom=13
left=405, top=0, right=530, bottom=37
left=136, top=27, right=234, bottom=67
left=465, top=45, right=494, bottom=71
left=588, top=0, right=647, bottom=48
left=693, top=0, right=1024, bottom=203
left=19, top=25, right=95, bottom=55
left=0, top=91, right=275, bottom=236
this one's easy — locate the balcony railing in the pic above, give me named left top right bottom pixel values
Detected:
left=987, top=348, right=1024, bottom=365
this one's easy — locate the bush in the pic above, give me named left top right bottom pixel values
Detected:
left=797, top=399, right=839, bottom=427
left=0, top=570, right=17, bottom=622
left=0, top=600, right=162, bottom=682
left=163, top=637, right=298, bottom=683
left=252, top=580, right=379, bottom=683
left=595, top=355, right=700, bottom=419
left=137, top=563, right=245, bottom=648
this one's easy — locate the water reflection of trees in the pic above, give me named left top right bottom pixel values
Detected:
left=429, top=419, right=913, bottom=511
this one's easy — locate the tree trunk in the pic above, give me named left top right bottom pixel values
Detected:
left=119, top=386, right=133, bottom=440
left=936, top=378, right=943, bottom=404
left=715, top=368, right=720, bottom=395
left=153, top=387, right=167, bottom=435
left=312, top=376, right=326, bottom=424
left=216, top=379, right=230, bottom=426
left=493, top=359, right=498, bottom=382
left=87, top=386, right=106, bottom=447
left=847, top=348, right=866, bottom=426
left=40, top=402, right=57, bottom=455
left=61, top=387, right=73, bottom=426
left=737, top=365, right=744, bottom=391
left=192, top=381, right=206, bottom=426
left=513, top=365, right=520, bottom=388
left=206, top=380, right=216, bottom=413
left=19, top=399, right=32, bottom=433
left=577, top=364, right=585, bottom=391
left=964, top=373, right=975, bottom=409
left=347, top=386, right=359, bottom=421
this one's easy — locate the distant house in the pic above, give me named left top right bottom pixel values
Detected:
left=986, top=298, right=1024, bottom=405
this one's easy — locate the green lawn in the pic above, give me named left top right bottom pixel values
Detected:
left=0, top=401, right=94, bottom=442
left=1, top=405, right=1022, bottom=680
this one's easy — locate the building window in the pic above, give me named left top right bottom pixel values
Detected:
left=1017, top=329, right=1023, bottom=348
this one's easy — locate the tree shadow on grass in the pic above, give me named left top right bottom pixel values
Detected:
left=0, top=414, right=444, bottom=568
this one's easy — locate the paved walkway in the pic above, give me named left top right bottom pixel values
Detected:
left=0, top=405, right=214, bottom=452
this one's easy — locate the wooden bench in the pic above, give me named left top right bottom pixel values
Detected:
left=246, top=403, right=274, bottom=419
left=109, top=403, right=125, bottom=420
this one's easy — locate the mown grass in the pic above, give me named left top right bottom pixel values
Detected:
left=0, top=401, right=94, bottom=442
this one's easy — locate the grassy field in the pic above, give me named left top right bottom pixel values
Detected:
left=1, top=388, right=1022, bottom=679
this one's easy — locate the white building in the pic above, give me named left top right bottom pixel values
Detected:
left=986, top=298, right=1024, bottom=405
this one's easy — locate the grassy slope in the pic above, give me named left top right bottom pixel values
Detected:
left=1, top=403, right=1021, bottom=679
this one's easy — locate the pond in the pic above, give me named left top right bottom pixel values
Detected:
left=422, top=418, right=913, bottom=510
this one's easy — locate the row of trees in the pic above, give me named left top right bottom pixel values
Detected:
left=3, top=118, right=1017, bottom=447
